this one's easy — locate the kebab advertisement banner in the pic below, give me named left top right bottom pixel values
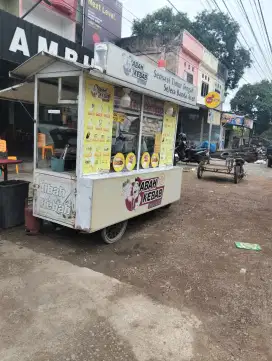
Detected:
left=82, top=77, right=114, bottom=174
left=160, top=103, right=178, bottom=166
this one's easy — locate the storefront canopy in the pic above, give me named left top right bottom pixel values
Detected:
left=0, top=51, right=199, bottom=109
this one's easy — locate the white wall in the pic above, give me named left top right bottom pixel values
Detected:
left=202, top=48, right=218, bottom=73
left=21, top=0, right=75, bottom=41
left=197, top=65, right=225, bottom=106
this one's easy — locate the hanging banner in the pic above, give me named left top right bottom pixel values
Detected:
left=221, top=113, right=254, bottom=129
left=83, top=0, right=123, bottom=50
left=160, top=103, right=178, bottom=166
left=82, top=77, right=114, bottom=174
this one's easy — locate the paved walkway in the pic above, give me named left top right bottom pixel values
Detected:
left=0, top=240, right=201, bottom=361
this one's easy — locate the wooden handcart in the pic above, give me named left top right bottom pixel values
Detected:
left=197, top=156, right=245, bottom=184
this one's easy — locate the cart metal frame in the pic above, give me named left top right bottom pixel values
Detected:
left=197, top=157, right=245, bottom=184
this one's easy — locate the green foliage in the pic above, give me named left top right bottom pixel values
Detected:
left=191, top=11, right=252, bottom=90
left=231, top=81, right=272, bottom=134
left=132, top=7, right=192, bottom=39
left=132, top=8, right=252, bottom=91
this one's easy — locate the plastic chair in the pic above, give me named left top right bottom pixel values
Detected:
left=8, top=156, right=19, bottom=174
left=38, top=133, right=54, bottom=159
left=0, top=139, right=7, bottom=152
left=0, top=140, right=7, bottom=177
left=42, top=145, right=54, bottom=159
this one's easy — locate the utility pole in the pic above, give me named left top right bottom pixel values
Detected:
left=21, top=0, right=52, bottom=19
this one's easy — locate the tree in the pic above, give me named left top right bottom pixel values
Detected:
left=231, top=81, right=272, bottom=134
left=132, top=7, right=192, bottom=39
left=132, top=8, right=252, bottom=91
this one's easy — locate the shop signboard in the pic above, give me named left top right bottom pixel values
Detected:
left=0, top=10, right=93, bottom=65
left=221, top=113, right=253, bottom=129
left=205, top=91, right=221, bottom=109
left=99, top=44, right=197, bottom=107
left=83, top=0, right=122, bottom=50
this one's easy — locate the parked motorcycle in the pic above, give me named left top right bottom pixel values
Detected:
left=174, top=133, right=209, bottom=165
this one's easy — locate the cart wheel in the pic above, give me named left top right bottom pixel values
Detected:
left=197, top=165, right=204, bottom=179
left=101, top=220, right=128, bottom=244
left=234, top=165, right=240, bottom=184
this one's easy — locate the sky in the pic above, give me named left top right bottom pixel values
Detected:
left=118, top=0, right=272, bottom=110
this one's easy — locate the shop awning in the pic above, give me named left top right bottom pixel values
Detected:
left=0, top=81, right=77, bottom=105
left=9, top=51, right=88, bottom=80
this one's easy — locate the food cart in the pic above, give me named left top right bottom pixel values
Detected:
left=0, top=43, right=197, bottom=243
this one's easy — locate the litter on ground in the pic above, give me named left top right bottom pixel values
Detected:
left=235, top=242, right=262, bottom=251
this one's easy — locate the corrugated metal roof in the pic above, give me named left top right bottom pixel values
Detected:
left=9, top=52, right=89, bottom=80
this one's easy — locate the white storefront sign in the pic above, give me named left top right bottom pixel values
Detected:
left=33, top=173, right=76, bottom=227
left=96, top=43, right=197, bottom=107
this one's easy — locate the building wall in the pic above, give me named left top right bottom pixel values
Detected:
left=203, top=48, right=218, bottom=73
left=197, top=46, right=226, bottom=107
left=118, top=35, right=180, bottom=74
left=177, top=31, right=203, bottom=87
left=20, top=0, right=76, bottom=41
left=0, top=0, right=19, bottom=14
left=178, top=49, right=199, bottom=87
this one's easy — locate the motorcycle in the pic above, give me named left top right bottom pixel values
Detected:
left=174, top=142, right=209, bottom=165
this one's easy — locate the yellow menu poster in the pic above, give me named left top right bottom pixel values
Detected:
left=82, top=77, right=114, bottom=174
left=159, top=103, right=178, bottom=166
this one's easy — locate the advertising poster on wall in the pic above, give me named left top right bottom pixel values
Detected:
left=83, top=0, right=123, bottom=50
left=82, top=77, right=114, bottom=174
left=160, top=103, right=178, bottom=166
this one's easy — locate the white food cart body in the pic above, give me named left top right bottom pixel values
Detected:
left=0, top=44, right=198, bottom=236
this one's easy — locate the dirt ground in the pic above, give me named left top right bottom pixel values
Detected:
left=2, top=163, right=272, bottom=361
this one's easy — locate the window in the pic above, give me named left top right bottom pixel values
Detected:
left=202, top=74, right=204, bottom=79
left=37, top=76, right=79, bottom=173
left=186, top=72, right=194, bottom=84
left=188, top=64, right=190, bottom=70
left=192, top=67, right=194, bottom=72
left=201, top=82, right=209, bottom=97
left=140, top=96, right=164, bottom=169
left=110, top=87, right=141, bottom=172
left=215, top=89, right=221, bottom=94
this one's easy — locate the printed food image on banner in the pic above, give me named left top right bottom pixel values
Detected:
left=151, top=153, right=159, bottom=168
left=160, top=102, right=178, bottom=166
left=126, top=152, right=136, bottom=171
left=141, top=152, right=151, bottom=169
left=113, top=112, right=125, bottom=123
left=113, top=153, right=125, bottom=172
left=154, top=133, right=162, bottom=154
left=83, top=77, right=114, bottom=174
left=122, top=175, right=165, bottom=211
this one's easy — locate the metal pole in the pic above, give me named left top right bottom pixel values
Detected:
left=21, top=0, right=51, bottom=19
left=207, top=110, right=213, bottom=156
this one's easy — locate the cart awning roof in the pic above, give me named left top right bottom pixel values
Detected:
left=9, top=51, right=89, bottom=80
left=0, top=81, right=77, bottom=105
left=3, top=52, right=199, bottom=110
